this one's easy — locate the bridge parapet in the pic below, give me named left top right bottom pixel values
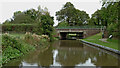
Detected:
left=56, top=26, right=103, bottom=29
left=55, top=26, right=102, bottom=39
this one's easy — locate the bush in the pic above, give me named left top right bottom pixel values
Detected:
left=2, top=46, right=21, bottom=63
left=2, top=33, right=35, bottom=64
left=2, top=33, right=19, bottom=50
left=24, top=32, right=50, bottom=47
left=24, top=32, right=33, bottom=40
left=107, top=23, right=119, bottom=38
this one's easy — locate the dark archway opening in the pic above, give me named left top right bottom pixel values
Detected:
left=60, top=32, right=83, bottom=40
left=60, top=32, right=67, bottom=40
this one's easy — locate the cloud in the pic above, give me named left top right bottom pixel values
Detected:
left=1, top=0, right=101, bottom=2
left=0, top=0, right=102, bottom=26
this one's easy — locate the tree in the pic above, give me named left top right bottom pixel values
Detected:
left=11, top=12, right=35, bottom=24
left=90, top=10, right=102, bottom=26
left=3, top=5, right=55, bottom=40
left=56, top=2, right=89, bottom=26
left=3, top=19, right=11, bottom=24
left=90, top=1, right=119, bottom=37
left=74, top=9, right=89, bottom=26
left=24, top=9, right=38, bottom=21
left=57, top=21, right=68, bottom=27
left=39, top=15, right=54, bottom=41
left=40, top=15, right=54, bottom=35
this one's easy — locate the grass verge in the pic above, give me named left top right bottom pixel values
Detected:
left=81, top=33, right=119, bottom=51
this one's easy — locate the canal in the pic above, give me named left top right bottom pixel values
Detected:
left=3, top=40, right=120, bottom=67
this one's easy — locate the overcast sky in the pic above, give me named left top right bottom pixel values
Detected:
left=0, top=0, right=102, bottom=26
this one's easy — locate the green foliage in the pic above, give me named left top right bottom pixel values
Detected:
left=2, top=34, right=20, bottom=49
left=2, top=24, right=36, bottom=33
left=2, top=46, right=21, bottom=63
left=24, top=32, right=33, bottom=40
left=2, top=34, right=35, bottom=64
left=57, top=21, right=68, bottom=27
left=56, top=2, right=90, bottom=26
left=38, top=15, right=54, bottom=41
left=3, top=20, right=11, bottom=24
left=89, top=2, right=119, bottom=37
left=2, top=33, right=50, bottom=64
left=38, top=15, right=54, bottom=35
left=11, top=12, right=35, bottom=24
left=24, top=32, right=50, bottom=46
left=0, top=54, right=2, bottom=67
left=2, top=5, right=55, bottom=40
left=38, top=38, right=49, bottom=48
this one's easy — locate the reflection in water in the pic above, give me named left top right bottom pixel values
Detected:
left=3, top=40, right=120, bottom=67
left=75, top=58, right=95, bottom=66
left=51, top=50, right=61, bottom=66
left=22, top=61, right=37, bottom=66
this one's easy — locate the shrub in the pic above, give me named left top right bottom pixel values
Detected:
left=2, top=46, right=21, bottom=63
left=41, top=35, right=49, bottom=40
left=2, top=33, right=35, bottom=64
left=2, top=32, right=50, bottom=64
left=24, top=32, right=49, bottom=47
left=24, top=32, right=33, bottom=40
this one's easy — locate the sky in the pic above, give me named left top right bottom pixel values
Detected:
left=0, top=0, right=102, bottom=26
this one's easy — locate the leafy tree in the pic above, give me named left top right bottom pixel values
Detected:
left=74, top=9, right=89, bottom=26
left=11, top=12, right=35, bottom=24
left=89, top=9, right=103, bottom=26
left=89, top=1, right=119, bottom=37
left=3, top=5, right=55, bottom=40
left=39, top=15, right=54, bottom=41
left=24, top=9, right=38, bottom=21
left=56, top=2, right=89, bottom=26
left=13, top=11, right=22, bottom=18
left=40, top=15, right=54, bottom=34
left=3, top=20, right=11, bottom=24
left=57, top=21, right=68, bottom=27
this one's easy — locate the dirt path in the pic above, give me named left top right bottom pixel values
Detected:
left=99, top=38, right=108, bottom=42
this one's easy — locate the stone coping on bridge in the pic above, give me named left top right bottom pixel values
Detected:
left=56, top=28, right=101, bottom=29
left=56, top=26, right=103, bottom=29
left=80, top=40, right=120, bottom=55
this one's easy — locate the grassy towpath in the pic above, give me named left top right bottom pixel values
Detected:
left=81, top=33, right=119, bottom=51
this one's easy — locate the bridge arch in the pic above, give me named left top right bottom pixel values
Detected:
left=55, top=26, right=101, bottom=40
left=59, top=32, right=83, bottom=40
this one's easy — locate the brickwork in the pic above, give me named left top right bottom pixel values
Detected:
left=56, top=28, right=101, bottom=39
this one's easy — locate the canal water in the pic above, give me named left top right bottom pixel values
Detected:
left=3, top=40, right=120, bottom=67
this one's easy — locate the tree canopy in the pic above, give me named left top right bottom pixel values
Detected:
left=89, top=1, right=119, bottom=37
left=56, top=2, right=90, bottom=26
left=3, top=5, right=54, bottom=40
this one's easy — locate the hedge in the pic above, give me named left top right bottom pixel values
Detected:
left=1, top=24, right=38, bottom=33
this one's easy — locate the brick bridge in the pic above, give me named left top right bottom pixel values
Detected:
left=55, top=26, right=102, bottom=39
